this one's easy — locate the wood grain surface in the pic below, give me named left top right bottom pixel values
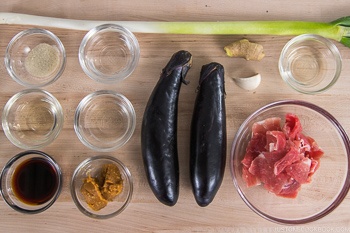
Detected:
left=1, top=1, right=350, bottom=232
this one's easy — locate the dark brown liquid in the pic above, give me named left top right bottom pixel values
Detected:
left=12, top=158, right=58, bottom=205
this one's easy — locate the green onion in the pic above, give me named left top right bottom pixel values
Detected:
left=1, top=12, right=350, bottom=48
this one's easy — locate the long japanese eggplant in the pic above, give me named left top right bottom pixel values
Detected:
left=190, top=62, right=226, bottom=207
left=141, top=50, right=192, bottom=206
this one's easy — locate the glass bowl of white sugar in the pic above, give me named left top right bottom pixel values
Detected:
left=5, top=28, right=66, bottom=88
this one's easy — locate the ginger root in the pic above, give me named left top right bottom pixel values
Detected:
left=224, top=39, right=265, bottom=61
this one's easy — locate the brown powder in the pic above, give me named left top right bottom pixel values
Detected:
left=24, top=43, right=60, bottom=78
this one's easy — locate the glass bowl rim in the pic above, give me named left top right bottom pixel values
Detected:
left=230, top=99, right=350, bottom=224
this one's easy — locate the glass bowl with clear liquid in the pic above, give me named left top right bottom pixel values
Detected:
left=278, top=34, right=342, bottom=94
left=74, top=90, right=136, bottom=152
left=2, top=89, right=64, bottom=149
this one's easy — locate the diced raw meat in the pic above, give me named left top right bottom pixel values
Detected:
left=306, top=136, right=324, bottom=160
left=266, top=131, right=287, bottom=152
left=241, top=151, right=256, bottom=168
left=274, top=143, right=300, bottom=175
left=263, top=172, right=292, bottom=195
left=240, top=113, right=324, bottom=199
left=249, top=154, right=291, bottom=194
left=308, top=159, right=319, bottom=178
left=248, top=154, right=267, bottom=175
left=263, top=150, right=287, bottom=164
left=242, top=166, right=260, bottom=187
left=252, top=117, right=281, bottom=135
left=285, top=158, right=312, bottom=184
left=293, top=132, right=311, bottom=154
left=283, top=113, right=302, bottom=140
left=278, top=179, right=301, bottom=198
left=246, top=132, right=267, bottom=154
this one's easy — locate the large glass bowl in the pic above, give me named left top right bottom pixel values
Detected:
left=230, top=100, right=350, bottom=224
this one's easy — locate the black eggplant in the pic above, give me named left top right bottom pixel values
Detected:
left=190, top=62, right=226, bottom=207
left=141, top=50, right=192, bottom=206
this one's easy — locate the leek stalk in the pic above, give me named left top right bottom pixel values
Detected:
left=1, top=12, right=350, bottom=48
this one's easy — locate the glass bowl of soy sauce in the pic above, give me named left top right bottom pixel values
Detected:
left=0, top=150, right=62, bottom=214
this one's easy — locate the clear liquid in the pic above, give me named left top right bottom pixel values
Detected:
left=287, top=46, right=325, bottom=87
left=11, top=98, right=56, bottom=143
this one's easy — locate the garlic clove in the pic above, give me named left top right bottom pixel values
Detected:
left=232, top=73, right=261, bottom=91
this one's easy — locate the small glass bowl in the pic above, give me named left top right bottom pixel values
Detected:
left=74, top=90, right=136, bottom=152
left=71, top=155, right=133, bottom=219
left=2, top=89, right=64, bottom=149
left=231, top=100, right=350, bottom=224
left=4, top=28, right=66, bottom=88
left=79, top=24, right=140, bottom=84
left=278, top=34, right=342, bottom=94
left=0, top=150, right=62, bottom=214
